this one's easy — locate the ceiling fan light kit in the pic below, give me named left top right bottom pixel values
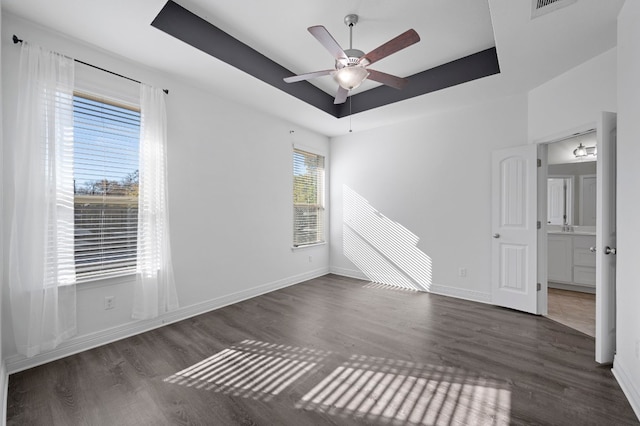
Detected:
left=334, top=66, right=369, bottom=90
left=283, top=14, right=420, bottom=104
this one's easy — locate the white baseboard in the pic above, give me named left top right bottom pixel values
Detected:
left=1, top=360, right=7, bottom=426
left=5, top=267, right=329, bottom=374
left=612, top=356, right=640, bottom=422
left=330, top=267, right=491, bottom=304
left=329, top=266, right=369, bottom=281
left=548, top=281, right=595, bottom=294
left=429, top=284, right=492, bottom=304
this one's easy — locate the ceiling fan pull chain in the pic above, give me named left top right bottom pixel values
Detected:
left=349, top=94, right=353, bottom=133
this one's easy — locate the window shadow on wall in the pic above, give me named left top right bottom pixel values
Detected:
left=343, top=185, right=433, bottom=291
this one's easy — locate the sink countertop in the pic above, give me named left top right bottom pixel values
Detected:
left=548, top=230, right=596, bottom=236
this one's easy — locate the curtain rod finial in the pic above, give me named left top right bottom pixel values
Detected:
left=13, top=35, right=23, bottom=44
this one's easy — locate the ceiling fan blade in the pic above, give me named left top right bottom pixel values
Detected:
left=308, top=25, right=349, bottom=62
left=366, top=69, right=409, bottom=90
left=358, top=29, right=420, bottom=66
left=283, top=69, right=334, bottom=83
left=334, top=86, right=348, bottom=104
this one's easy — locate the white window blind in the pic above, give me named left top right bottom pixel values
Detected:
left=73, top=93, right=140, bottom=281
left=293, top=148, right=325, bottom=247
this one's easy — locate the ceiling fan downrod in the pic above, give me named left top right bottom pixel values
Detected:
left=342, top=14, right=364, bottom=64
left=344, top=14, right=358, bottom=50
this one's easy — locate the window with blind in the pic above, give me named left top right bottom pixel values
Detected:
left=293, top=148, right=325, bottom=247
left=73, top=93, right=140, bottom=281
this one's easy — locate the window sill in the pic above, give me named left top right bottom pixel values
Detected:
left=76, top=272, right=137, bottom=290
left=291, top=242, right=327, bottom=251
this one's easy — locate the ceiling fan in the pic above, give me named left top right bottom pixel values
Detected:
left=283, top=14, right=421, bottom=105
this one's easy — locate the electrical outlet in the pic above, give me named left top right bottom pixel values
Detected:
left=459, top=268, right=467, bottom=278
left=104, top=296, right=115, bottom=310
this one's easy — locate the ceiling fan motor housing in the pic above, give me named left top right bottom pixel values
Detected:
left=336, top=48, right=365, bottom=69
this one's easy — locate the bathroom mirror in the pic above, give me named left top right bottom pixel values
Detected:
left=547, top=131, right=597, bottom=227
left=548, top=176, right=573, bottom=225
left=547, top=163, right=597, bottom=226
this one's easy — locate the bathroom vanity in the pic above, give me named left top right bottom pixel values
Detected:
left=548, top=229, right=596, bottom=293
left=546, top=160, right=597, bottom=293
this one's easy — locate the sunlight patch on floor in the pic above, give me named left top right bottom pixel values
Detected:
left=164, top=340, right=329, bottom=400
left=165, top=340, right=511, bottom=424
left=296, top=355, right=511, bottom=425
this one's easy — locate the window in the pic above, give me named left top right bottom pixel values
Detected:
left=73, top=93, right=141, bottom=281
left=293, top=148, right=325, bottom=247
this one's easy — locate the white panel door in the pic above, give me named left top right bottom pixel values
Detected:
left=492, top=145, right=539, bottom=314
left=596, top=112, right=617, bottom=364
left=547, top=178, right=566, bottom=225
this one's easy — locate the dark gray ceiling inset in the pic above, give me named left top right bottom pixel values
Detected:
left=334, top=47, right=500, bottom=118
left=152, top=1, right=500, bottom=118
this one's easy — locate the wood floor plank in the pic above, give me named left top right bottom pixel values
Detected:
left=6, top=274, right=638, bottom=425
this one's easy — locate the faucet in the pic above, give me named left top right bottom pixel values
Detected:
left=562, top=223, right=573, bottom=232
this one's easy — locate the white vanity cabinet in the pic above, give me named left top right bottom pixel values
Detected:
left=547, top=233, right=596, bottom=290
left=548, top=234, right=573, bottom=282
left=572, top=235, right=596, bottom=286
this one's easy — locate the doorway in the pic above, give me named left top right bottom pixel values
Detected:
left=491, top=112, right=616, bottom=363
left=538, top=112, right=617, bottom=364
left=543, top=130, right=597, bottom=337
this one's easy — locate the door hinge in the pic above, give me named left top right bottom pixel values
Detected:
left=537, top=158, right=542, bottom=167
left=537, top=283, right=541, bottom=291
left=537, top=221, right=541, bottom=230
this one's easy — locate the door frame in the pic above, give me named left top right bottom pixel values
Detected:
left=537, top=144, right=549, bottom=315
left=533, top=119, right=615, bottom=363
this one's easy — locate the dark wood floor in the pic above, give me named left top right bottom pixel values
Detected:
left=7, top=274, right=638, bottom=425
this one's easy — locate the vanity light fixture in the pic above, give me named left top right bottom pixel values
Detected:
left=573, top=143, right=597, bottom=158
left=573, top=143, right=587, bottom=158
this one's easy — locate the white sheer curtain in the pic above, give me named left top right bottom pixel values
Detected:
left=133, top=84, right=178, bottom=320
left=9, top=42, right=77, bottom=357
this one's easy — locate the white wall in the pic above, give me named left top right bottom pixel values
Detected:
left=0, top=1, right=6, bottom=423
left=612, top=1, right=640, bottom=418
left=528, top=48, right=617, bottom=143
left=329, top=94, right=528, bottom=301
left=1, top=13, right=329, bottom=371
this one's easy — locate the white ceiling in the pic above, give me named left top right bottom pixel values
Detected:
left=1, top=0, right=625, bottom=136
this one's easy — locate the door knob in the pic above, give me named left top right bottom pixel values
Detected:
left=604, top=246, right=617, bottom=255
left=589, top=246, right=596, bottom=253
left=493, top=233, right=500, bottom=239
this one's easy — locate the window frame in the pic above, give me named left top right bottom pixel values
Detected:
left=72, top=90, right=142, bottom=283
left=292, top=145, right=326, bottom=248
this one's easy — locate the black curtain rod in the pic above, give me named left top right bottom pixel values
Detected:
left=12, top=35, right=169, bottom=94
